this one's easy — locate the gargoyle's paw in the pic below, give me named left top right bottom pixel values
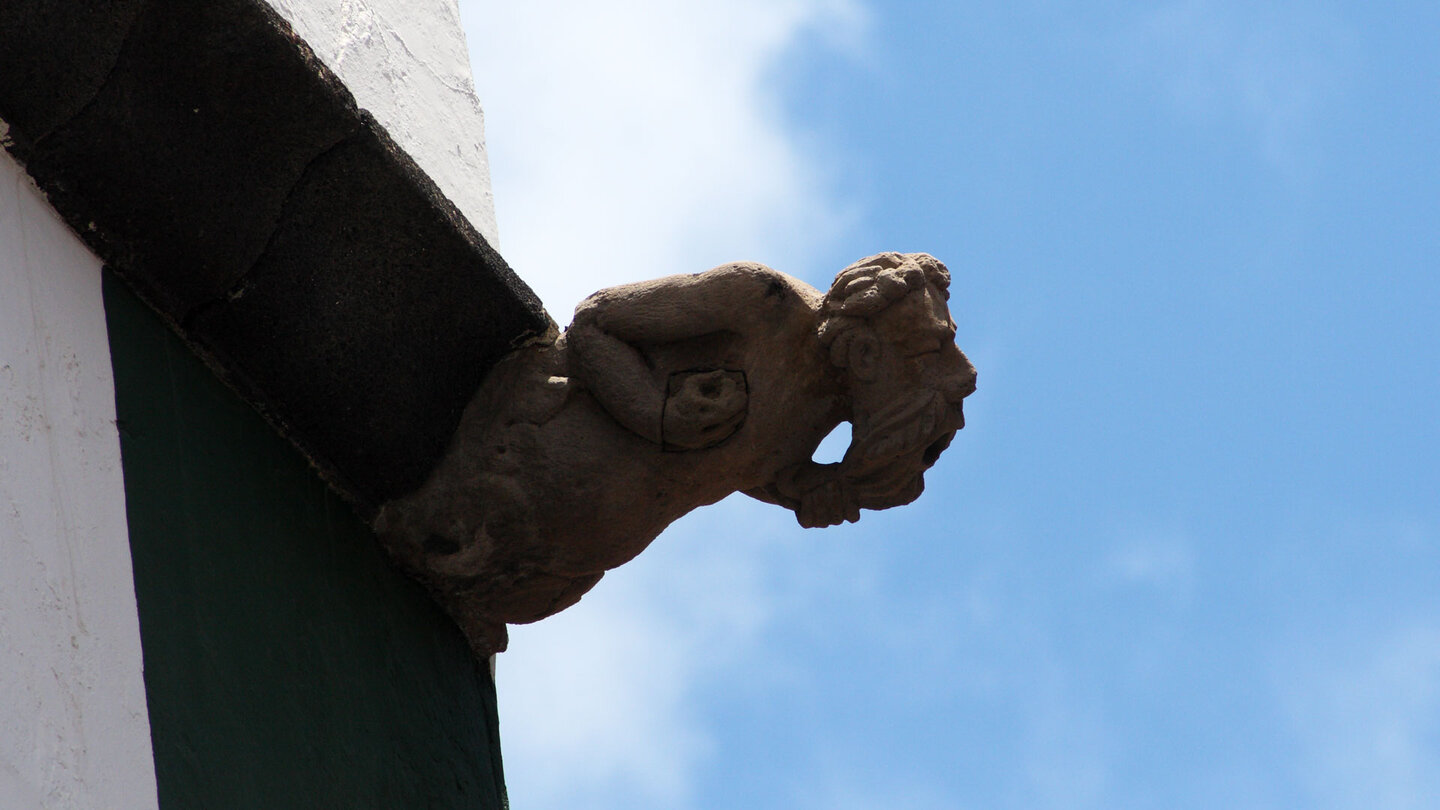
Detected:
left=662, top=369, right=749, bottom=450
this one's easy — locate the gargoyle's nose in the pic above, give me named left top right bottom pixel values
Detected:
left=945, top=358, right=977, bottom=401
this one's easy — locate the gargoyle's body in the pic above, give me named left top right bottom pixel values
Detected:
left=375, top=253, right=976, bottom=655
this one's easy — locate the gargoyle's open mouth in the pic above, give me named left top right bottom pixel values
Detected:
left=922, top=430, right=955, bottom=466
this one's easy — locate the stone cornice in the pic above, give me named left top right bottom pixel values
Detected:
left=2, top=0, right=551, bottom=512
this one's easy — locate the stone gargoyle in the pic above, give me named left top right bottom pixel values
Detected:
left=374, top=252, right=976, bottom=655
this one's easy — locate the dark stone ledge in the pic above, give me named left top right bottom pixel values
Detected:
left=1, top=0, right=551, bottom=511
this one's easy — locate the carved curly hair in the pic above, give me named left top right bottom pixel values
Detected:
left=817, top=252, right=950, bottom=367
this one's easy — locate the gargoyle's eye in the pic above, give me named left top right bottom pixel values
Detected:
left=906, top=339, right=947, bottom=360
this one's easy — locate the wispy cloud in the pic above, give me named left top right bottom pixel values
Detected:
left=1020, top=659, right=1111, bottom=810
left=1278, top=625, right=1440, bottom=810
left=1125, top=0, right=1355, bottom=173
left=1099, top=529, right=1196, bottom=600
left=789, top=769, right=954, bottom=810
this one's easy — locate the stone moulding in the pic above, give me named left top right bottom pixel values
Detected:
left=0, top=0, right=549, bottom=510
left=376, top=252, right=978, bottom=656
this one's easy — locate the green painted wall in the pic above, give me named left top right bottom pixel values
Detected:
left=105, top=273, right=507, bottom=809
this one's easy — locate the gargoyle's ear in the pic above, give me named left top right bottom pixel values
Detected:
left=847, top=330, right=880, bottom=382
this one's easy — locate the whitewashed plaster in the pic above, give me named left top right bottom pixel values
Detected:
left=0, top=149, right=159, bottom=810
left=267, top=0, right=501, bottom=248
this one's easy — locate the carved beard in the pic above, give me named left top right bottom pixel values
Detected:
left=843, top=388, right=956, bottom=509
left=849, top=387, right=950, bottom=467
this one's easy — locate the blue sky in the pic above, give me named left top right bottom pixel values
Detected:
left=462, top=1, right=1440, bottom=808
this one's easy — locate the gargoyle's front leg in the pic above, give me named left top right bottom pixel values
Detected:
left=567, top=319, right=666, bottom=444
left=568, top=321, right=750, bottom=451
left=760, top=460, right=862, bottom=528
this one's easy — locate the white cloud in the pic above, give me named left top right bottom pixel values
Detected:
left=1279, top=625, right=1440, bottom=810
left=492, top=583, right=710, bottom=808
left=493, top=496, right=802, bottom=809
left=461, top=0, right=864, bottom=320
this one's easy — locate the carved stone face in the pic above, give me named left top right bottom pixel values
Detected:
left=843, top=280, right=976, bottom=506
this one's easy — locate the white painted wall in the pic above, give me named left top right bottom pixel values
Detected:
left=1, top=6, right=494, bottom=805
left=0, top=149, right=159, bottom=809
left=267, top=0, right=502, bottom=248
